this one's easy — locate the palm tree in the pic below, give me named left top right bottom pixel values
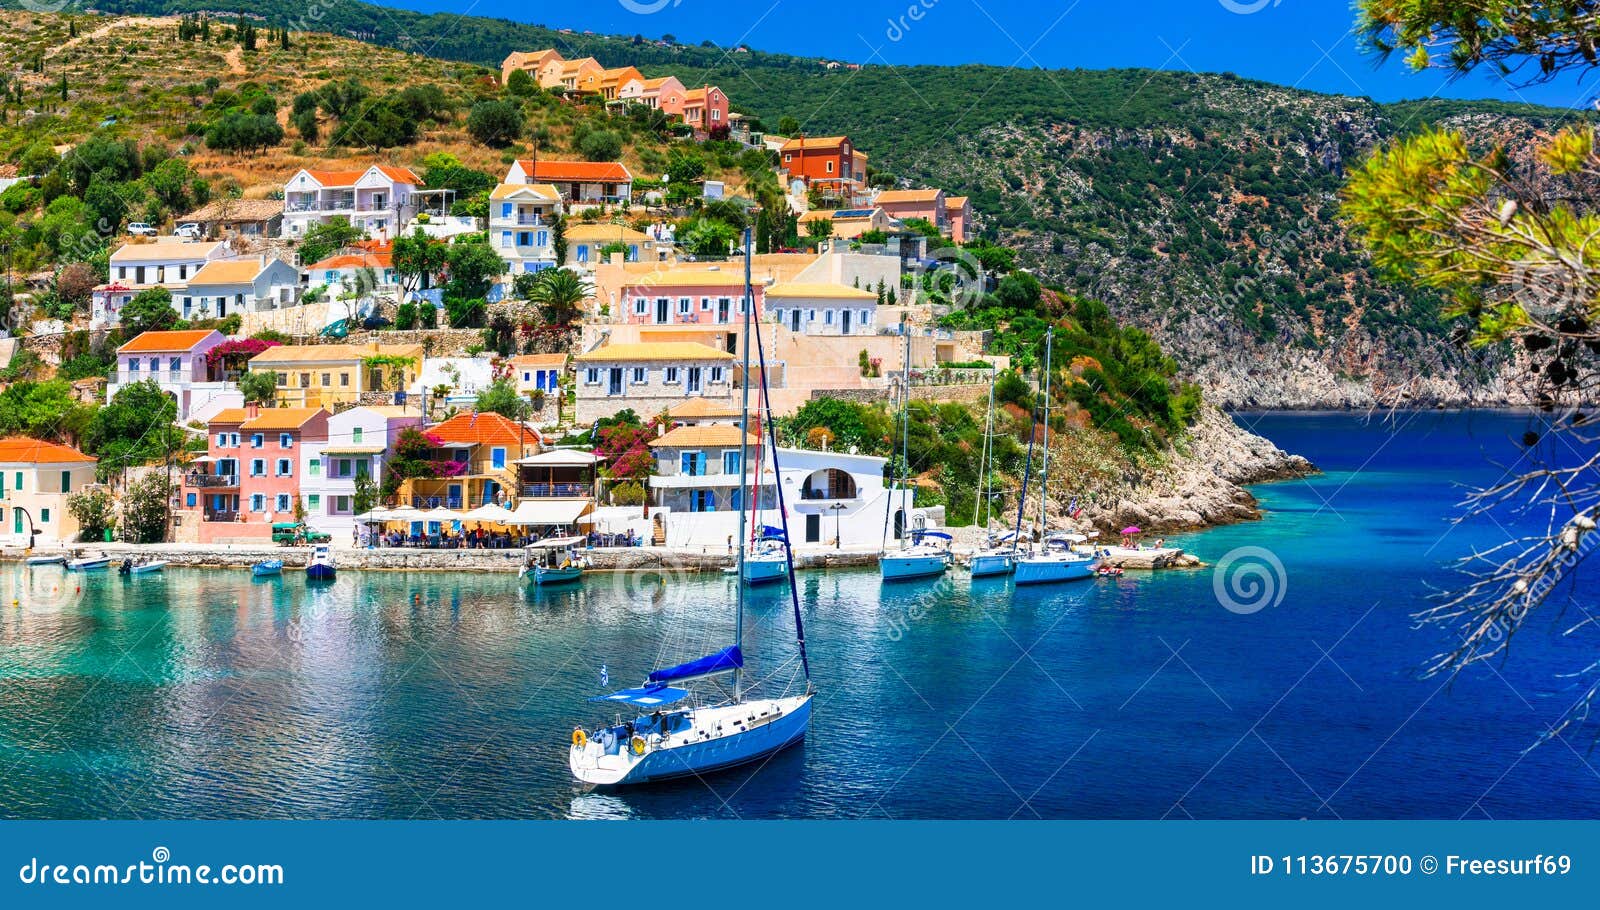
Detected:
left=526, top=267, right=591, bottom=325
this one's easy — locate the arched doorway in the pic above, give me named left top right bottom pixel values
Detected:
left=893, top=508, right=905, bottom=540
left=802, top=468, right=857, bottom=500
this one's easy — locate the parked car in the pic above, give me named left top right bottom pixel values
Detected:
left=271, top=522, right=332, bottom=546
left=126, top=222, right=157, bottom=236
left=174, top=222, right=203, bottom=239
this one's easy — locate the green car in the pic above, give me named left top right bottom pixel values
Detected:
left=271, top=522, right=332, bottom=546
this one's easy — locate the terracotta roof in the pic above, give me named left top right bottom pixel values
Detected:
left=682, top=86, right=721, bottom=102
left=944, top=196, right=970, bottom=209
left=874, top=188, right=943, bottom=204
left=780, top=136, right=850, bottom=152
left=510, top=353, right=568, bottom=367
left=515, top=160, right=633, bottom=183
left=565, top=222, right=651, bottom=242
left=304, top=169, right=367, bottom=186
left=639, top=76, right=680, bottom=90
left=765, top=282, right=877, bottom=301
left=187, top=258, right=269, bottom=285
left=182, top=199, right=284, bottom=222
left=0, top=437, right=95, bottom=465
left=490, top=182, right=561, bottom=201
left=110, top=239, right=225, bottom=263
left=648, top=424, right=756, bottom=448
left=373, top=165, right=422, bottom=184
left=117, top=329, right=220, bottom=354
left=240, top=408, right=327, bottom=431
left=251, top=343, right=421, bottom=365
left=210, top=408, right=250, bottom=424
left=427, top=411, right=540, bottom=448
left=622, top=268, right=750, bottom=288
left=667, top=397, right=741, bottom=418
left=574, top=342, right=733, bottom=363
left=306, top=252, right=392, bottom=271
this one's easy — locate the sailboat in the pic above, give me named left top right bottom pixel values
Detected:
left=879, top=326, right=951, bottom=582
left=743, top=527, right=789, bottom=585
left=1013, top=327, right=1098, bottom=586
left=969, top=370, right=1017, bottom=578
left=568, top=228, right=814, bottom=787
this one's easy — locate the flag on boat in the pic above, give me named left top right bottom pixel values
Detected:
left=599, top=664, right=608, bottom=688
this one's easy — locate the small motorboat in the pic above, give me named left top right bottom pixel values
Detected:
left=24, top=555, right=65, bottom=567
left=251, top=559, right=283, bottom=577
left=305, top=545, right=336, bottom=581
left=1096, top=565, right=1124, bottom=578
left=521, top=536, right=586, bottom=586
left=119, top=558, right=167, bottom=576
left=66, top=554, right=111, bottom=571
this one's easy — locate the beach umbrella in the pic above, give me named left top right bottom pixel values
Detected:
left=1121, top=526, right=1141, bottom=535
left=463, top=503, right=515, bottom=524
left=353, top=508, right=392, bottom=523
left=386, top=507, right=428, bottom=523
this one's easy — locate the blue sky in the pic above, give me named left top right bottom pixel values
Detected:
left=380, top=0, right=1597, bottom=107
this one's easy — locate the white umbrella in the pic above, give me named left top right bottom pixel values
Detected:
left=463, top=503, right=515, bottom=524
left=386, top=507, right=428, bottom=523
left=353, top=508, right=392, bottom=523
left=424, top=506, right=463, bottom=524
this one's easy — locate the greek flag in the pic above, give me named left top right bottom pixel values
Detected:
left=599, top=664, right=609, bottom=688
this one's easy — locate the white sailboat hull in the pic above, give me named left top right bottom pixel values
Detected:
left=742, top=555, right=788, bottom=585
left=969, top=551, right=1016, bottom=578
left=880, top=552, right=948, bottom=580
left=570, top=694, right=812, bottom=786
left=1014, top=555, right=1097, bottom=585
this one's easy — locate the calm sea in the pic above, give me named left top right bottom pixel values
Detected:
left=0, top=411, right=1595, bottom=819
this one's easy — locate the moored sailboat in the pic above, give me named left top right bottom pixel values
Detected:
left=1012, top=328, right=1098, bottom=587
left=568, top=228, right=813, bottom=787
left=880, top=327, right=948, bottom=583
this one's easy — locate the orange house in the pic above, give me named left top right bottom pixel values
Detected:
left=581, top=66, right=643, bottom=100
left=501, top=48, right=563, bottom=86
left=621, top=75, right=687, bottom=111
left=780, top=136, right=866, bottom=198
left=545, top=57, right=602, bottom=91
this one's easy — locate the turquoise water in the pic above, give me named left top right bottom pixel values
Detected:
left=0, top=411, right=1596, bottom=819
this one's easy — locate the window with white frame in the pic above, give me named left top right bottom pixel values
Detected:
left=664, top=366, right=679, bottom=384
left=585, top=368, right=600, bottom=384
left=824, top=310, right=834, bottom=325
left=634, top=298, right=648, bottom=315
left=276, top=494, right=291, bottom=513
left=700, top=297, right=711, bottom=311
left=250, top=494, right=265, bottom=512
left=250, top=459, right=265, bottom=477
left=250, top=434, right=263, bottom=448
left=678, top=298, right=691, bottom=315
left=709, top=366, right=725, bottom=383
left=279, top=433, right=293, bottom=448
left=632, top=367, right=647, bottom=384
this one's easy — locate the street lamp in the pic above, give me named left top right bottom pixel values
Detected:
left=829, top=502, right=845, bottom=550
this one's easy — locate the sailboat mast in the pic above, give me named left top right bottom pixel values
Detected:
left=733, top=227, right=754, bottom=701
left=1036, top=328, right=1054, bottom=541
left=901, top=325, right=911, bottom=549
left=976, top=369, right=994, bottom=529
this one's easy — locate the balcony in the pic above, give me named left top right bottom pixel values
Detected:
left=189, top=474, right=239, bottom=489
left=519, top=482, right=590, bottom=498
left=203, top=510, right=239, bottom=523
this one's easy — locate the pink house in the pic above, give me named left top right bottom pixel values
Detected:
left=680, top=86, right=729, bottom=135
left=179, top=405, right=330, bottom=544
left=620, top=75, right=687, bottom=112
left=619, top=270, right=763, bottom=326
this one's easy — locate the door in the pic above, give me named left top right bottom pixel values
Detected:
left=686, top=367, right=702, bottom=394
left=842, top=310, right=852, bottom=334
left=655, top=297, right=669, bottom=324
left=718, top=298, right=730, bottom=323
left=448, top=483, right=462, bottom=508
left=790, top=310, right=801, bottom=332
left=805, top=514, right=821, bottom=543
left=608, top=368, right=623, bottom=396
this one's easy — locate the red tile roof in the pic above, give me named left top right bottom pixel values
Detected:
left=0, top=437, right=95, bottom=465
left=515, top=160, right=633, bottom=183
left=306, top=252, right=393, bottom=271
left=427, top=412, right=541, bottom=449
left=373, top=165, right=421, bottom=184
left=117, top=329, right=219, bottom=354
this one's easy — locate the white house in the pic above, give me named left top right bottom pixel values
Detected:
left=409, top=356, right=496, bottom=407
left=504, top=159, right=633, bottom=207
left=572, top=341, right=735, bottom=424
left=509, top=353, right=566, bottom=396
left=647, top=427, right=924, bottom=548
left=488, top=183, right=561, bottom=276
left=281, top=165, right=423, bottom=239
left=177, top=257, right=301, bottom=319
left=303, top=251, right=398, bottom=299
left=107, top=329, right=242, bottom=423
left=764, top=282, right=879, bottom=335
left=94, top=239, right=232, bottom=327
left=301, top=405, right=423, bottom=543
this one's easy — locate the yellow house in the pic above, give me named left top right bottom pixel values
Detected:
left=0, top=437, right=99, bottom=546
left=247, top=342, right=424, bottom=409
